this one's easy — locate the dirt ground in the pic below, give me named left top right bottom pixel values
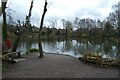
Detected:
left=2, top=52, right=119, bottom=78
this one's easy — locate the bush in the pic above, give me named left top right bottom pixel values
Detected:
left=84, top=52, right=101, bottom=57
left=29, top=48, right=39, bottom=52
left=83, top=52, right=102, bottom=60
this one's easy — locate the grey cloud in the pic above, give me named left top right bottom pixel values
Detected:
left=97, top=0, right=110, bottom=8
left=45, top=16, right=61, bottom=21
left=74, top=8, right=102, bottom=19
left=3, top=0, right=119, bottom=27
left=96, top=0, right=119, bottom=9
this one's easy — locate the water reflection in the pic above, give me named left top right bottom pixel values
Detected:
left=17, top=37, right=119, bottom=59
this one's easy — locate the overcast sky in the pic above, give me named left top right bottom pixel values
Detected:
left=0, top=0, right=119, bottom=28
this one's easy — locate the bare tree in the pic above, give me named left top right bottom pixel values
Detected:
left=49, top=20, right=57, bottom=28
left=73, top=17, right=79, bottom=36
left=65, top=20, right=73, bottom=36
left=6, top=8, right=16, bottom=25
left=25, top=0, right=34, bottom=33
left=74, top=17, right=79, bottom=29
left=12, top=20, right=23, bottom=52
left=61, top=19, right=65, bottom=29
left=38, top=0, right=48, bottom=58
left=12, top=0, right=34, bottom=52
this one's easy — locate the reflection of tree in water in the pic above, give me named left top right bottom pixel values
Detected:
left=77, top=43, right=86, bottom=55
left=96, top=44, right=103, bottom=53
left=103, top=40, right=112, bottom=58
left=62, top=40, right=65, bottom=52
left=116, top=39, right=120, bottom=58
left=72, top=40, right=79, bottom=55
left=42, top=39, right=57, bottom=51
left=16, top=37, right=118, bottom=58
left=77, top=39, right=117, bottom=59
left=110, top=46, right=117, bottom=58
left=51, top=41, right=57, bottom=48
left=89, top=40, right=105, bottom=56
left=64, top=38, right=73, bottom=51
left=48, top=40, right=57, bottom=49
left=89, top=41, right=99, bottom=52
left=26, top=38, right=32, bottom=51
left=17, top=42, right=26, bottom=51
left=17, top=37, right=33, bottom=52
left=74, top=40, right=89, bottom=56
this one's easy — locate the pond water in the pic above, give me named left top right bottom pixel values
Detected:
left=16, top=37, right=119, bottom=59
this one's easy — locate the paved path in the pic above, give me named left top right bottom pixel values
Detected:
left=2, top=53, right=119, bottom=78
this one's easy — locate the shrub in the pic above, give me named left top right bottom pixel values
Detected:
left=29, top=48, right=39, bottom=52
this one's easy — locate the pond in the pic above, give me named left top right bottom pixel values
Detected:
left=16, top=37, right=120, bottom=59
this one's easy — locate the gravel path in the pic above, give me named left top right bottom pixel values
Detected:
left=2, top=53, right=119, bottom=78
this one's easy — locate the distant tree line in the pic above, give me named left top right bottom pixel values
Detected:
left=6, top=1, right=120, bottom=39
left=36, top=1, right=120, bottom=39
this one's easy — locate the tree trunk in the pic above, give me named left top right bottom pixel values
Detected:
left=2, top=2, right=7, bottom=42
left=2, top=2, right=7, bottom=53
left=12, top=32, right=21, bottom=52
left=38, top=1, right=48, bottom=58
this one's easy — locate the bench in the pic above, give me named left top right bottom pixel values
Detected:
left=2, top=51, right=23, bottom=63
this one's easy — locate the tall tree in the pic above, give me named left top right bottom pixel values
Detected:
left=12, top=25, right=21, bottom=52
left=49, top=20, right=57, bottom=28
left=25, top=0, right=34, bottom=33
left=74, top=17, right=79, bottom=29
left=38, top=0, right=48, bottom=58
left=73, top=17, right=79, bottom=36
left=107, top=1, right=120, bottom=41
left=65, top=20, right=73, bottom=36
left=97, top=19, right=102, bottom=28
left=117, top=2, right=120, bottom=38
left=117, top=1, right=120, bottom=58
left=12, top=1, right=34, bottom=52
left=104, top=21, right=113, bottom=38
left=107, top=1, right=120, bottom=30
left=6, top=9, right=15, bottom=25
left=12, top=20, right=23, bottom=52
left=61, top=19, right=65, bottom=29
